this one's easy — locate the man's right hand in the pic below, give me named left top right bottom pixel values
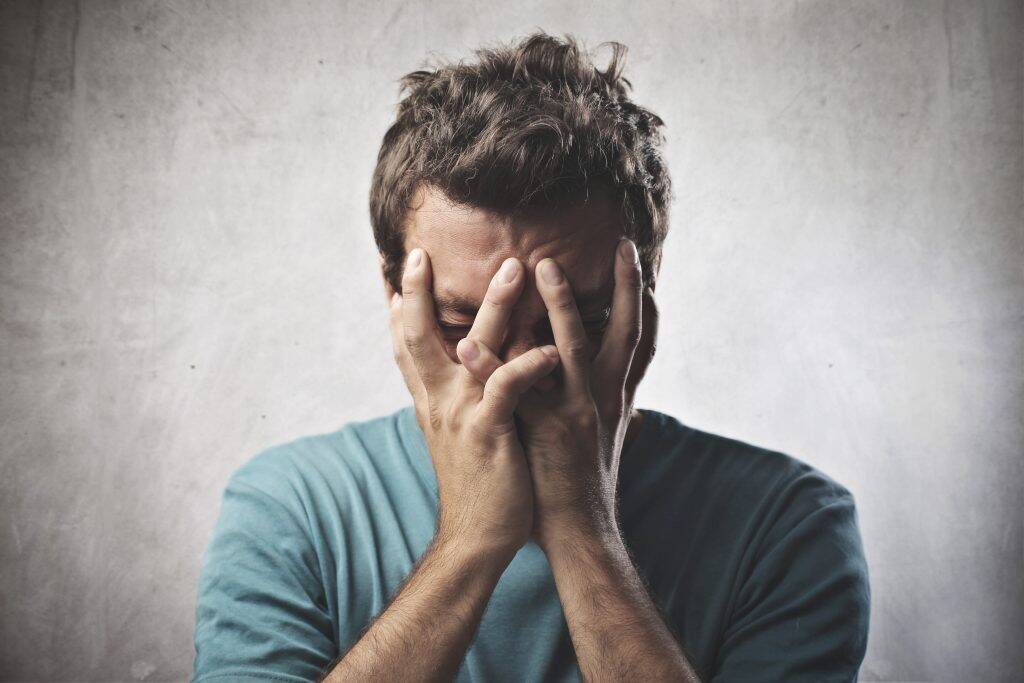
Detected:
left=326, top=253, right=557, bottom=681
left=387, top=248, right=560, bottom=558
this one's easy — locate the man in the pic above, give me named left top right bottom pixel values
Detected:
left=192, top=32, right=870, bottom=682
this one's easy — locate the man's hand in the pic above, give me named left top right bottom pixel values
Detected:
left=324, top=249, right=562, bottom=682
left=388, top=247, right=559, bottom=556
left=455, top=238, right=657, bottom=548
left=455, top=238, right=699, bottom=682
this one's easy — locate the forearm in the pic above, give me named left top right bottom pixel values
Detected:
left=544, top=524, right=701, bottom=683
left=322, top=534, right=512, bottom=682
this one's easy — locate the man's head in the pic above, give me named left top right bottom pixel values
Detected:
left=370, top=32, right=671, bottom=363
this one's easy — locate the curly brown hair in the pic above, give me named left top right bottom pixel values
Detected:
left=369, top=31, right=672, bottom=293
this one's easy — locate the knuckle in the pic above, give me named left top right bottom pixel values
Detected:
left=469, top=413, right=513, bottom=441
left=553, top=296, right=577, bottom=313
left=452, top=380, right=477, bottom=409
left=545, top=419, right=576, bottom=451
left=489, top=363, right=521, bottom=391
left=562, top=338, right=589, bottom=359
left=478, top=386, right=499, bottom=415
left=525, top=347, right=555, bottom=373
left=401, top=265, right=422, bottom=287
left=456, top=361, right=478, bottom=385
left=532, top=347, right=554, bottom=370
left=403, top=325, right=428, bottom=351
left=426, top=399, right=446, bottom=432
left=414, top=405, right=428, bottom=430
left=574, top=403, right=600, bottom=431
left=477, top=390, right=507, bottom=426
left=518, top=349, right=545, bottom=373
left=524, top=361, right=549, bottom=383
left=442, top=403, right=464, bottom=431
left=400, top=276, right=419, bottom=295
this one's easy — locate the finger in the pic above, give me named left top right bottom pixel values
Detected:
left=624, top=285, right=659, bottom=410
left=535, top=258, right=591, bottom=397
left=476, top=345, right=560, bottom=432
left=456, top=337, right=559, bottom=402
left=465, top=257, right=524, bottom=358
left=388, top=292, right=428, bottom=409
left=456, top=337, right=503, bottom=386
left=458, top=338, right=558, bottom=419
left=594, top=238, right=643, bottom=393
left=401, top=248, right=455, bottom=390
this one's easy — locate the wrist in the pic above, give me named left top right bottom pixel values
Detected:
left=432, top=524, right=520, bottom=576
left=535, top=509, right=623, bottom=559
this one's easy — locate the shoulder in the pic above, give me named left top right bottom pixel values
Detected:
left=635, top=407, right=857, bottom=514
left=629, top=408, right=867, bottom=586
left=224, top=407, right=410, bottom=509
left=637, top=410, right=870, bottom=666
left=645, top=406, right=868, bottom=576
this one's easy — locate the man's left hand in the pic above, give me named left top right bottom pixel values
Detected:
left=456, top=238, right=659, bottom=550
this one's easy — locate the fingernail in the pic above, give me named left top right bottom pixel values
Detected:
left=458, top=338, right=479, bottom=361
left=391, top=292, right=400, bottom=307
left=540, top=345, right=559, bottom=360
left=619, top=239, right=638, bottom=265
left=497, top=259, right=518, bottom=284
left=407, top=249, right=422, bottom=268
left=541, top=260, right=563, bottom=285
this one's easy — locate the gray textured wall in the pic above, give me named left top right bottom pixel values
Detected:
left=1, top=1, right=1020, bottom=681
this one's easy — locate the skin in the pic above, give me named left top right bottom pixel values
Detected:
left=322, top=186, right=701, bottom=682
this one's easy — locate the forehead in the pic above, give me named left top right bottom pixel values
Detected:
left=403, top=185, right=625, bottom=312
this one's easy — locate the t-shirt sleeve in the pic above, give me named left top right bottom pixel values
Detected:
left=191, top=460, right=336, bottom=682
left=711, top=471, right=871, bottom=682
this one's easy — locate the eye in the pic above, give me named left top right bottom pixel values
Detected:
left=438, top=321, right=472, bottom=337
left=438, top=311, right=609, bottom=337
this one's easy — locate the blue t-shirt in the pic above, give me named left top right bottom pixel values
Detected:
left=192, top=406, right=870, bottom=682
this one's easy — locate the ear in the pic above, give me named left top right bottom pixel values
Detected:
left=623, top=283, right=658, bottom=409
left=380, top=252, right=396, bottom=304
left=647, top=247, right=661, bottom=293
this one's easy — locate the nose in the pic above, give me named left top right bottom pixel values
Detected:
left=497, top=273, right=556, bottom=363
left=499, top=316, right=556, bottom=363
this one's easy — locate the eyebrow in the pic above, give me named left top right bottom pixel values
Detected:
left=435, top=283, right=614, bottom=317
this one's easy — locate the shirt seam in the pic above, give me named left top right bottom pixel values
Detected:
left=226, top=477, right=330, bottom=610
left=194, top=673, right=309, bottom=682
